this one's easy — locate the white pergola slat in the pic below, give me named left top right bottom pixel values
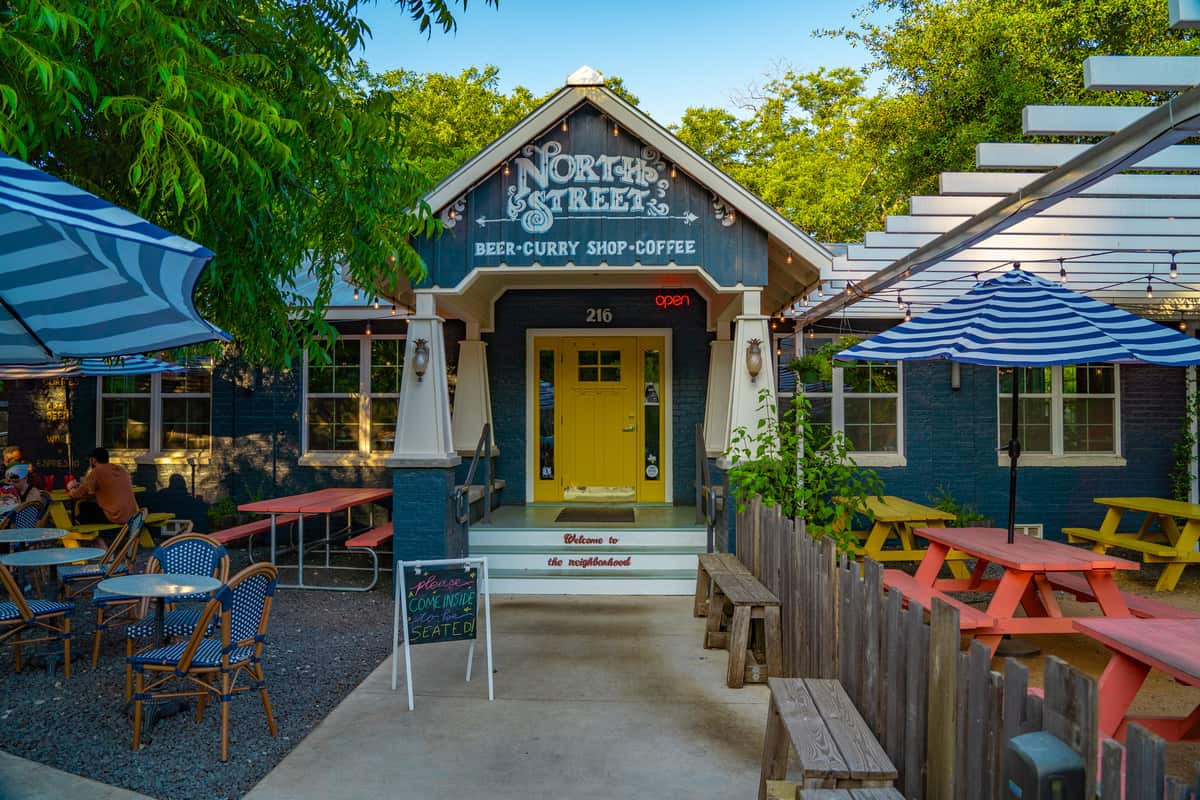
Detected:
left=910, top=195, right=1200, bottom=218
left=1084, top=56, right=1200, bottom=90
left=864, top=231, right=1200, bottom=251
left=886, top=215, right=1200, bottom=235
left=976, top=142, right=1200, bottom=170
left=843, top=245, right=1196, bottom=263
left=1172, top=0, right=1200, bottom=27
left=939, top=172, right=1200, bottom=196
left=1022, top=105, right=1154, bottom=135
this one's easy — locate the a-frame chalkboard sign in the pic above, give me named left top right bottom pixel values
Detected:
left=390, top=556, right=494, bottom=711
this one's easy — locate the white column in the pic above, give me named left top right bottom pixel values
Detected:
left=451, top=339, right=496, bottom=455
left=387, top=293, right=460, bottom=467
left=718, top=291, right=776, bottom=468
left=703, top=340, right=733, bottom=458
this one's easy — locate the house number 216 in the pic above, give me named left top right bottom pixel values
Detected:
left=585, top=307, right=613, bottom=324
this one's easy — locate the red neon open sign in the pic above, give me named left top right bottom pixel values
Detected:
left=655, top=294, right=692, bottom=309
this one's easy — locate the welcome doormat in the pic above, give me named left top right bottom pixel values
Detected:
left=554, top=507, right=635, bottom=524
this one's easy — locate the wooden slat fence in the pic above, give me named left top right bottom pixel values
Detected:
left=737, top=500, right=1200, bottom=799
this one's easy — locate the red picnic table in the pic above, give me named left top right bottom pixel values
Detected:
left=888, top=527, right=1140, bottom=656
left=1074, top=618, right=1200, bottom=742
left=239, top=488, right=392, bottom=591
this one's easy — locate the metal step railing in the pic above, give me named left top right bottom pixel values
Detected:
left=454, top=423, right=492, bottom=526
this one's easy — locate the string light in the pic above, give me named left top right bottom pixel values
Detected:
left=1170, top=252, right=1178, bottom=280
left=1146, top=275, right=1154, bottom=300
left=845, top=281, right=852, bottom=296
left=613, top=121, right=619, bottom=137
left=503, top=162, right=510, bottom=177
left=817, top=281, right=823, bottom=298
left=448, top=208, right=456, bottom=220
left=373, top=297, right=380, bottom=310
left=807, top=328, right=815, bottom=340
left=897, top=294, right=904, bottom=311
left=353, top=288, right=359, bottom=301
left=561, top=118, right=568, bottom=133
left=1013, top=261, right=1021, bottom=270
left=905, top=304, right=912, bottom=322
left=786, top=250, right=792, bottom=265
left=670, top=164, right=677, bottom=179
left=801, top=295, right=809, bottom=307
left=1059, top=258, right=1067, bottom=285
left=390, top=304, right=397, bottom=316
left=1181, top=319, right=1188, bottom=332
left=365, top=320, right=373, bottom=336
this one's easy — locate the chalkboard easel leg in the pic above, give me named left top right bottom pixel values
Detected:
left=466, top=640, right=476, bottom=683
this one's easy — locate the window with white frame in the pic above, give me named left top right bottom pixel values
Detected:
left=304, top=336, right=403, bottom=455
left=99, top=370, right=212, bottom=453
left=997, top=365, right=1119, bottom=455
left=778, top=333, right=903, bottom=458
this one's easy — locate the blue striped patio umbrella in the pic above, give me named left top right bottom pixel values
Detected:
left=836, top=267, right=1200, bottom=543
left=0, top=153, right=228, bottom=364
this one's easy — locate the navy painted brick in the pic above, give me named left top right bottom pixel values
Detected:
left=485, top=288, right=712, bottom=505
left=392, top=467, right=463, bottom=565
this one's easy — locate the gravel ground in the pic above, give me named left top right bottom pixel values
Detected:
left=0, top=548, right=396, bottom=800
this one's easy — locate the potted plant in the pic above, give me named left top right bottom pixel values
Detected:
left=206, top=496, right=239, bottom=532
left=788, top=335, right=862, bottom=387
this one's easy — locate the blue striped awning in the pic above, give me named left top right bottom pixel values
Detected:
left=0, top=153, right=229, bottom=364
left=837, top=268, right=1200, bottom=367
left=0, top=355, right=187, bottom=380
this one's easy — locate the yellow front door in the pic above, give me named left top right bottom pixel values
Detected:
left=532, top=335, right=666, bottom=503
left=562, top=337, right=638, bottom=500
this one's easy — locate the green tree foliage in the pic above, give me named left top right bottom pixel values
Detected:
left=675, top=0, right=1199, bottom=243
left=0, top=0, right=496, bottom=366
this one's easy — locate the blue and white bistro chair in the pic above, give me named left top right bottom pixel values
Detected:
left=59, top=510, right=145, bottom=600
left=92, top=532, right=228, bottom=676
left=129, top=563, right=278, bottom=761
left=0, top=563, right=73, bottom=677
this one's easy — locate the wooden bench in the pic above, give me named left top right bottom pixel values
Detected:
left=704, top=571, right=782, bottom=688
left=1064, top=527, right=1179, bottom=558
left=344, top=524, right=393, bottom=591
left=759, top=678, right=899, bottom=798
left=881, top=569, right=994, bottom=630
left=694, top=552, right=750, bottom=617
left=1045, top=573, right=1200, bottom=620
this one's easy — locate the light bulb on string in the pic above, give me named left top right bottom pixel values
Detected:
left=807, top=328, right=815, bottom=340
left=1170, top=252, right=1178, bottom=280
left=670, top=164, right=677, bottom=179
left=613, top=121, right=619, bottom=137
left=390, top=305, right=397, bottom=316
left=897, top=294, right=904, bottom=311
left=1059, top=258, right=1067, bottom=285
left=503, top=162, right=510, bottom=177
left=786, top=251, right=792, bottom=265
left=561, top=118, right=568, bottom=133
left=905, top=304, right=912, bottom=322
left=365, top=320, right=373, bottom=336
left=845, top=281, right=852, bottom=296
left=816, top=281, right=823, bottom=298
left=1181, top=319, right=1188, bottom=332
left=353, top=288, right=359, bottom=301
left=1147, top=276, right=1154, bottom=300
left=373, top=297, right=380, bottom=310
left=801, top=295, right=809, bottom=307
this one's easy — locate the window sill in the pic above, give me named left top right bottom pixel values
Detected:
left=133, top=453, right=212, bottom=467
left=996, top=453, right=1127, bottom=468
left=299, top=452, right=393, bottom=468
left=850, top=453, right=907, bottom=468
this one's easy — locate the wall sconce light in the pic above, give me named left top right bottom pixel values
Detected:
left=413, top=338, right=430, bottom=381
left=745, top=338, right=763, bottom=382
left=951, top=362, right=961, bottom=391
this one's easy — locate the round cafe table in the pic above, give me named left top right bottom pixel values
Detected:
left=0, top=547, right=106, bottom=568
left=0, top=528, right=70, bottom=546
left=97, top=573, right=223, bottom=645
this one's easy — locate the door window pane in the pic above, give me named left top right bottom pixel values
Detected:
left=539, top=349, right=555, bottom=479
left=643, top=349, right=661, bottom=481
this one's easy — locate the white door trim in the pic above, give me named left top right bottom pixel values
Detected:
left=525, top=328, right=674, bottom=503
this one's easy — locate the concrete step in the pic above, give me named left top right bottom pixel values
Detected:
left=487, top=575, right=696, bottom=595
left=480, top=552, right=700, bottom=573
left=470, top=528, right=706, bottom=549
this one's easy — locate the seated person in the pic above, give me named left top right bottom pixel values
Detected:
left=3, top=463, right=49, bottom=527
left=67, top=447, right=138, bottom=526
left=2, top=445, right=42, bottom=490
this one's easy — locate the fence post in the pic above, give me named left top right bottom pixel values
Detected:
left=903, top=602, right=928, bottom=799
left=927, top=599, right=960, bottom=800
left=1042, top=656, right=1098, bottom=800
left=1124, top=723, right=1165, bottom=799
left=1100, top=739, right=1124, bottom=800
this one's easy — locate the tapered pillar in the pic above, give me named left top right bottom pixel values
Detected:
left=451, top=338, right=496, bottom=456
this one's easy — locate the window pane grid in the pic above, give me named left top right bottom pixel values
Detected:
left=305, top=337, right=405, bottom=455
left=996, top=366, right=1117, bottom=456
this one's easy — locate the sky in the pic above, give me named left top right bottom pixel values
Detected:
left=354, top=1, right=892, bottom=126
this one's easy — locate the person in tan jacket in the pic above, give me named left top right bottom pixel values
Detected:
left=67, top=447, right=138, bottom=525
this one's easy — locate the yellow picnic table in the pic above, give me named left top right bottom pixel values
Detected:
left=45, top=487, right=170, bottom=548
left=1065, top=497, right=1200, bottom=592
left=840, top=495, right=971, bottom=579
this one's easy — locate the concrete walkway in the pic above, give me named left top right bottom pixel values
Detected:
left=244, top=595, right=770, bottom=800
left=0, top=750, right=153, bottom=800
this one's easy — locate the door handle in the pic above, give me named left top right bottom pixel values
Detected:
left=622, top=424, right=636, bottom=432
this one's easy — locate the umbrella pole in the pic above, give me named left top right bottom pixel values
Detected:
left=1006, top=368, right=1021, bottom=545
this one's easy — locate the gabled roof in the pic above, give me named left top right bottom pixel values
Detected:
left=422, top=67, right=832, bottom=283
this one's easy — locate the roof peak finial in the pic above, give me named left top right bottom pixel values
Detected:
left=566, top=65, right=604, bottom=86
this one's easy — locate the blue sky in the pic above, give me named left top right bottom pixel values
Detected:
left=354, top=1, right=891, bottom=126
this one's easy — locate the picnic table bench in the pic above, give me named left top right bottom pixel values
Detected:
left=702, top=569, right=782, bottom=688
left=837, top=496, right=970, bottom=579
left=758, top=678, right=899, bottom=798
left=693, top=552, right=750, bottom=617
left=765, top=788, right=903, bottom=800
left=1065, top=496, right=1200, bottom=591
left=881, top=569, right=994, bottom=630
left=1044, top=573, right=1200, bottom=620
left=1074, top=618, right=1200, bottom=742
left=344, top=524, right=394, bottom=591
